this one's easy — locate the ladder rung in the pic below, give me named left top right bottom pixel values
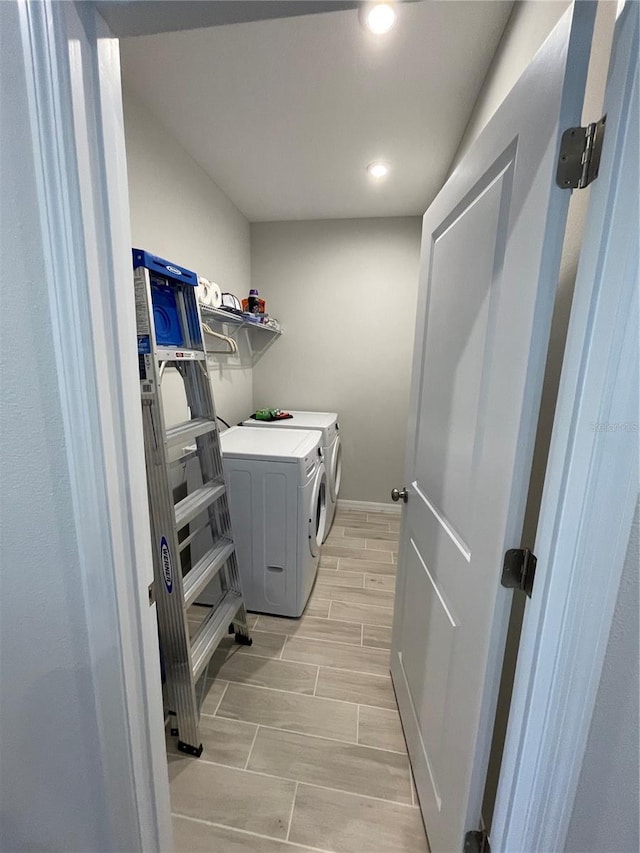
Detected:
left=182, top=538, right=235, bottom=609
left=190, top=590, right=243, bottom=681
left=156, top=347, right=206, bottom=362
left=166, top=417, right=216, bottom=449
left=178, top=519, right=207, bottom=553
left=174, top=481, right=225, bottom=529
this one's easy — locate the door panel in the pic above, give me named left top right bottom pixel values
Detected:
left=416, top=156, right=514, bottom=544
left=400, top=538, right=457, bottom=804
left=391, top=5, right=596, bottom=852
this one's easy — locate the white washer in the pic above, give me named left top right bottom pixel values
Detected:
left=242, top=411, right=341, bottom=540
left=220, top=426, right=327, bottom=617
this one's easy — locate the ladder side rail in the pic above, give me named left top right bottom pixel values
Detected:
left=179, top=342, right=251, bottom=640
left=141, top=401, right=200, bottom=749
left=176, top=295, right=225, bottom=534
left=134, top=266, right=201, bottom=751
left=180, top=362, right=233, bottom=580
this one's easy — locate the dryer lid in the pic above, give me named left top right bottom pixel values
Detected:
left=242, top=411, right=338, bottom=444
left=221, top=426, right=321, bottom=462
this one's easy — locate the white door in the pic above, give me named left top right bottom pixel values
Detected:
left=391, top=5, right=597, bottom=851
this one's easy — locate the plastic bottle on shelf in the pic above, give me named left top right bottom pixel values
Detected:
left=247, top=288, right=260, bottom=314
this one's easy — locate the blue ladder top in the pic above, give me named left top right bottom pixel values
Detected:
left=132, top=248, right=198, bottom=287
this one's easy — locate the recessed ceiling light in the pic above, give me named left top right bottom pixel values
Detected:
left=363, top=3, right=397, bottom=35
left=366, top=160, right=390, bottom=179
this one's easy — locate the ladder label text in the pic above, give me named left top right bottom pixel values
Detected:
left=160, top=536, right=173, bottom=593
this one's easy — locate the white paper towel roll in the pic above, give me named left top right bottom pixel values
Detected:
left=197, top=277, right=212, bottom=305
left=209, top=281, right=222, bottom=308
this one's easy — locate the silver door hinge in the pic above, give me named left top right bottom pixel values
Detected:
left=501, top=548, right=537, bottom=598
left=556, top=115, right=606, bottom=189
left=148, top=581, right=156, bottom=606
left=464, top=830, right=491, bottom=853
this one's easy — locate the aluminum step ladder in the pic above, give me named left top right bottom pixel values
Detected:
left=133, top=248, right=252, bottom=757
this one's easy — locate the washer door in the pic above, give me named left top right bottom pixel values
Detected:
left=309, top=463, right=327, bottom=557
left=329, top=435, right=342, bottom=502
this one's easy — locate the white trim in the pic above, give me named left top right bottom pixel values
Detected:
left=337, top=499, right=401, bottom=515
left=17, top=2, right=171, bottom=849
left=89, top=8, right=173, bottom=849
left=492, top=5, right=639, bottom=850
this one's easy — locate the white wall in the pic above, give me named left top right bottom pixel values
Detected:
left=452, top=1, right=571, bottom=169
left=251, top=218, right=422, bottom=503
left=0, top=3, right=142, bottom=849
left=122, top=88, right=253, bottom=427
left=565, top=499, right=639, bottom=853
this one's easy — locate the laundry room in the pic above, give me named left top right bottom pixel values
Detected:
left=119, top=10, right=435, bottom=506
left=5, top=1, right=637, bottom=853
left=119, top=1, right=619, bottom=851
left=112, top=2, right=582, bottom=850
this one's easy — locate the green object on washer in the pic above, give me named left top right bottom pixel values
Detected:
left=255, top=408, right=277, bottom=420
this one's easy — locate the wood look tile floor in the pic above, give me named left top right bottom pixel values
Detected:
left=171, top=509, right=429, bottom=853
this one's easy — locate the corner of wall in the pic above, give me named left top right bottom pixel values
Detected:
left=450, top=1, right=571, bottom=174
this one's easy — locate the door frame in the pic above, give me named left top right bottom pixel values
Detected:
left=19, top=0, right=636, bottom=849
left=491, top=3, right=639, bottom=849
left=17, top=1, right=172, bottom=849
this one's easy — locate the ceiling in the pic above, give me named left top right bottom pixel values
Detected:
left=120, top=1, right=514, bottom=221
left=98, top=1, right=360, bottom=38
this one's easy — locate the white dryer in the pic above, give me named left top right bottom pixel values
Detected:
left=220, top=426, right=327, bottom=617
left=242, top=411, right=341, bottom=540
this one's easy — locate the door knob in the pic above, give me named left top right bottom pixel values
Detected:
left=391, top=487, right=408, bottom=503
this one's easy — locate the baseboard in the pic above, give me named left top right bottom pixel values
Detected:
left=337, top=499, right=401, bottom=515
